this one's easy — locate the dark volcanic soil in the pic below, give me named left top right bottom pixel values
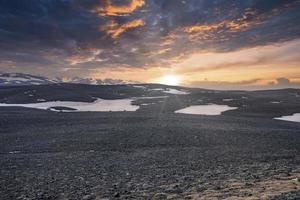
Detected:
left=0, top=84, right=299, bottom=199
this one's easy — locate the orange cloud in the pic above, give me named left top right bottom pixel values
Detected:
left=159, top=32, right=177, bottom=47
left=180, top=6, right=292, bottom=42
left=181, top=3, right=293, bottom=37
left=147, top=48, right=172, bottom=57
left=65, top=49, right=103, bottom=65
left=170, top=39, right=300, bottom=84
left=183, top=9, right=260, bottom=37
left=101, top=19, right=145, bottom=39
left=94, top=0, right=145, bottom=16
left=184, top=22, right=224, bottom=33
left=157, top=9, right=258, bottom=46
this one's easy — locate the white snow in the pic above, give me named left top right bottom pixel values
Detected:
left=274, top=113, right=300, bottom=123
left=149, top=88, right=164, bottom=91
left=133, top=96, right=169, bottom=100
left=9, top=151, right=21, bottom=154
left=0, top=98, right=139, bottom=112
left=132, top=85, right=146, bottom=89
left=163, top=88, right=190, bottom=95
left=223, top=99, right=234, bottom=101
left=270, top=101, right=281, bottom=104
left=0, top=77, right=30, bottom=82
left=0, top=76, right=47, bottom=82
left=175, top=104, right=237, bottom=115
left=140, top=103, right=155, bottom=106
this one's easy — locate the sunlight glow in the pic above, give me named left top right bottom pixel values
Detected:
left=159, top=75, right=179, bottom=86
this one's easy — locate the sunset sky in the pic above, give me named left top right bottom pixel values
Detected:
left=0, top=0, right=300, bottom=89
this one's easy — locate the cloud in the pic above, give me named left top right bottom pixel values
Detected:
left=147, top=48, right=172, bottom=57
left=0, top=0, right=300, bottom=82
left=159, top=0, right=300, bottom=54
left=172, top=39, right=300, bottom=75
left=184, top=9, right=258, bottom=33
left=100, top=19, right=145, bottom=39
left=268, top=77, right=300, bottom=89
left=0, top=60, right=16, bottom=68
left=186, top=79, right=262, bottom=90
left=181, top=8, right=262, bottom=42
left=186, top=77, right=300, bottom=90
left=65, top=49, right=104, bottom=65
left=92, top=0, right=145, bottom=16
left=276, top=77, right=291, bottom=86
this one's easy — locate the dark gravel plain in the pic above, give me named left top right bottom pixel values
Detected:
left=0, top=84, right=300, bottom=199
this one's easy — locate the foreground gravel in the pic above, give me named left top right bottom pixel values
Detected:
left=0, top=85, right=300, bottom=199
left=0, top=110, right=299, bottom=199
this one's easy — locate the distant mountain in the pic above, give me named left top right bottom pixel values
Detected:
left=0, top=73, right=141, bottom=86
left=61, top=77, right=140, bottom=85
left=0, top=73, right=57, bottom=86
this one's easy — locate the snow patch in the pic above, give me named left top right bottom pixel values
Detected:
left=163, top=88, right=190, bottom=95
left=274, top=113, right=300, bottom=123
left=132, top=85, right=146, bottom=89
left=0, top=99, right=139, bottom=112
left=9, top=151, right=21, bottom=154
left=223, top=99, right=234, bottom=102
left=140, top=103, right=156, bottom=106
left=270, top=101, right=281, bottom=104
left=175, top=104, right=237, bottom=115
left=133, top=96, right=169, bottom=100
left=149, top=88, right=164, bottom=91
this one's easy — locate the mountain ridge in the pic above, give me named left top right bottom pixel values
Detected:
left=0, top=73, right=141, bottom=86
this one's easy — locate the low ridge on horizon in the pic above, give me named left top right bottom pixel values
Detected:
left=1, top=72, right=299, bottom=91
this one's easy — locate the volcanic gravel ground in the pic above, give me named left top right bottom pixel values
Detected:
left=0, top=84, right=300, bottom=199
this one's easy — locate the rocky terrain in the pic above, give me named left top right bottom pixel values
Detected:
left=0, top=83, right=299, bottom=199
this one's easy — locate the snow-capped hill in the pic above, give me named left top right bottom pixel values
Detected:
left=62, top=77, right=141, bottom=85
left=63, top=77, right=99, bottom=85
left=0, top=73, right=57, bottom=86
left=0, top=73, right=141, bottom=86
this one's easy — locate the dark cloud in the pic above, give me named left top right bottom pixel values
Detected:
left=186, top=79, right=262, bottom=90
left=187, top=78, right=300, bottom=90
left=276, top=77, right=291, bottom=86
left=0, top=0, right=300, bottom=77
left=268, top=77, right=300, bottom=89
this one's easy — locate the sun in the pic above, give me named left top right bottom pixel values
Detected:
left=159, top=75, right=180, bottom=86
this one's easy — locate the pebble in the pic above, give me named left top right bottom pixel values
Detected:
left=82, top=194, right=95, bottom=200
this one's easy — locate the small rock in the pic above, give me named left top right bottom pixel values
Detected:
left=153, top=193, right=167, bottom=199
left=82, top=194, right=95, bottom=200
left=114, top=192, right=120, bottom=198
left=292, top=178, right=299, bottom=182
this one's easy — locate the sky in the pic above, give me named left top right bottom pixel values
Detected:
left=0, top=0, right=300, bottom=90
